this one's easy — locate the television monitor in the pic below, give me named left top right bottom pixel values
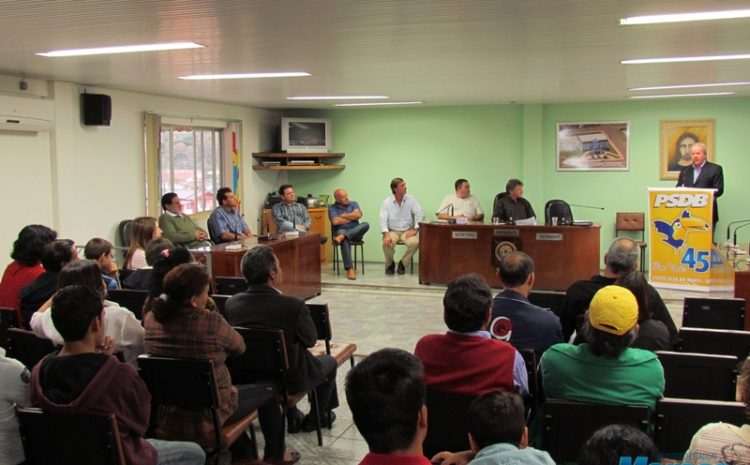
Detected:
left=281, top=117, right=331, bottom=153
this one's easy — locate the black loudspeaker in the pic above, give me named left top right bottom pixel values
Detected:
left=81, top=93, right=112, bottom=126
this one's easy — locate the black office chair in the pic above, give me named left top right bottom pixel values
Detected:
left=654, top=397, right=746, bottom=459
left=544, top=199, right=573, bottom=226
left=117, top=219, right=134, bottom=261
left=541, top=398, right=649, bottom=463
left=678, top=327, right=750, bottom=360
left=17, top=407, right=126, bottom=465
left=214, top=276, right=247, bottom=295
left=656, top=350, right=739, bottom=401
left=492, top=192, right=507, bottom=220
left=207, top=216, right=221, bottom=244
left=422, top=389, right=477, bottom=459
left=7, top=328, right=55, bottom=368
left=106, top=289, right=148, bottom=320
left=306, top=303, right=357, bottom=368
left=682, top=297, right=746, bottom=330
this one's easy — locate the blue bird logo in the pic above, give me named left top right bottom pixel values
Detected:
left=653, top=209, right=710, bottom=251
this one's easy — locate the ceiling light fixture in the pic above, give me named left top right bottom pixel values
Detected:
left=334, top=101, right=423, bottom=107
left=629, top=92, right=736, bottom=99
left=628, top=82, right=750, bottom=91
left=622, top=54, right=750, bottom=64
left=287, top=95, right=388, bottom=100
left=620, top=9, right=750, bottom=25
left=37, top=42, right=204, bottom=57
left=179, top=72, right=311, bottom=80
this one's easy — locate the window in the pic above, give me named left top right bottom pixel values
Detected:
left=159, top=125, right=223, bottom=214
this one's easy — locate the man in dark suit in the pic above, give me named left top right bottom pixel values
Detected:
left=676, top=142, right=724, bottom=229
left=224, top=245, right=338, bottom=433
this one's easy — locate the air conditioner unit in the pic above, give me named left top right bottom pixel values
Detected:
left=0, top=94, right=54, bottom=133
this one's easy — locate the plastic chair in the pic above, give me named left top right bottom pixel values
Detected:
left=678, top=327, right=750, bottom=360
left=7, top=328, right=55, bottom=368
left=332, top=239, right=365, bottom=275
left=682, top=297, right=746, bottom=330
left=106, top=289, right=148, bottom=320
left=422, top=389, right=477, bottom=459
left=656, top=350, right=739, bottom=401
left=306, top=303, right=357, bottom=368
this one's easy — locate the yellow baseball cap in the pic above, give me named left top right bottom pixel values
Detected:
left=588, top=285, right=638, bottom=336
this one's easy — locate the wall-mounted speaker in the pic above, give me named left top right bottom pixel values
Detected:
left=81, top=93, right=111, bottom=126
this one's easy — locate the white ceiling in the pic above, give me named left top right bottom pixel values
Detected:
left=2, top=0, right=750, bottom=109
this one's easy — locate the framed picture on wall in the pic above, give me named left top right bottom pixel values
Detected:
left=556, top=121, right=630, bottom=171
left=659, top=119, right=715, bottom=180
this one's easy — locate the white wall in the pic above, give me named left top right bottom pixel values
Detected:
left=0, top=80, right=280, bottom=270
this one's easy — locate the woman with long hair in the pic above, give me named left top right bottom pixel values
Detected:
left=124, top=217, right=162, bottom=270
left=144, top=264, right=298, bottom=465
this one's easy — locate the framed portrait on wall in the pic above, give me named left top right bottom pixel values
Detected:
left=660, top=119, right=715, bottom=180
left=556, top=121, right=630, bottom=171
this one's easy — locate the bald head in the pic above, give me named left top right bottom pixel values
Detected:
left=499, top=251, right=535, bottom=290
left=605, top=238, right=639, bottom=275
left=334, top=188, right=349, bottom=206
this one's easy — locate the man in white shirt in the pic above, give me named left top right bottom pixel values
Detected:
left=379, top=178, right=424, bottom=275
left=436, top=178, right=484, bottom=222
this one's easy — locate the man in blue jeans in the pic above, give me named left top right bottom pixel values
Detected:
left=329, top=188, right=370, bottom=280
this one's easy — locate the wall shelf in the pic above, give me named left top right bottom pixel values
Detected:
left=252, top=152, right=345, bottom=171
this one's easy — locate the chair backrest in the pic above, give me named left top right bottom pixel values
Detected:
left=0, top=306, right=17, bottom=349
left=519, top=348, right=540, bottom=402
left=136, top=355, right=224, bottom=448
left=17, top=407, right=126, bottom=465
left=306, top=303, right=333, bottom=353
left=118, top=220, right=133, bottom=249
left=683, top=297, right=746, bottom=330
left=7, top=328, right=55, bottom=368
left=615, top=212, right=645, bottom=235
left=527, top=291, right=566, bottom=317
left=210, top=294, right=231, bottom=317
left=679, top=327, right=750, bottom=360
left=106, top=289, right=148, bottom=320
left=656, top=350, right=739, bottom=401
left=423, top=389, right=477, bottom=459
left=541, top=398, right=649, bottom=463
left=654, top=397, right=746, bottom=458
left=229, top=327, right=291, bottom=397
left=492, top=192, right=506, bottom=217
left=214, top=276, right=247, bottom=296
left=544, top=199, right=574, bottom=226
left=206, top=215, right=221, bottom=244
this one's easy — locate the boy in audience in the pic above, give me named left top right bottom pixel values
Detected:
left=29, top=285, right=205, bottom=465
left=578, top=424, right=658, bottom=465
left=345, top=348, right=432, bottom=465
left=83, top=238, right=119, bottom=290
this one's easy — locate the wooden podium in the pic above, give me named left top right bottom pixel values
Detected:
left=735, top=270, right=750, bottom=331
left=418, top=222, right=600, bottom=291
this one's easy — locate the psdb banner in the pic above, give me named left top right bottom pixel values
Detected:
left=648, top=188, right=733, bottom=291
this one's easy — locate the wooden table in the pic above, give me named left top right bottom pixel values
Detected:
left=418, top=222, right=601, bottom=291
left=210, top=233, right=322, bottom=300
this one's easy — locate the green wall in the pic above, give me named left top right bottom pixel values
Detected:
left=282, top=97, right=750, bottom=267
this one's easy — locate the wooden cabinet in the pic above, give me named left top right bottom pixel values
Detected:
left=252, top=152, right=345, bottom=171
left=262, top=207, right=332, bottom=264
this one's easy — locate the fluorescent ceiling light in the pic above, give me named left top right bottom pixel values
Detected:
left=179, top=72, right=310, bottom=80
left=622, top=54, right=750, bottom=64
left=629, top=82, right=750, bottom=91
left=334, top=101, right=423, bottom=107
left=621, top=9, right=750, bottom=25
left=37, top=42, right=203, bottom=57
left=629, top=92, right=736, bottom=99
left=287, top=95, right=388, bottom=100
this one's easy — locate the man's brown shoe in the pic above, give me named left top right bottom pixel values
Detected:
left=347, top=268, right=356, bottom=280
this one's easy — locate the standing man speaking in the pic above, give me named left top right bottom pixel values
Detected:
left=676, top=142, right=724, bottom=230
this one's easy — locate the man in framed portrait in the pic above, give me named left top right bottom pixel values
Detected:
left=676, top=142, right=724, bottom=229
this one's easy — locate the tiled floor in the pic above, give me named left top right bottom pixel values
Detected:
left=254, top=261, right=734, bottom=465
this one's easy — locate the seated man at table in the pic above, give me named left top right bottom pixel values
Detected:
left=492, top=179, right=535, bottom=224
left=414, top=273, right=528, bottom=397
left=436, top=178, right=484, bottom=222
left=272, top=184, right=311, bottom=233
left=379, top=177, right=424, bottom=275
left=158, top=192, right=211, bottom=248
left=224, top=245, right=339, bottom=433
left=207, top=187, right=252, bottom=243
left=329, top=188, right=370, bottom=280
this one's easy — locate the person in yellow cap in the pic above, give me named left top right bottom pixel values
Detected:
left=539, top=285, right=665, bottom=413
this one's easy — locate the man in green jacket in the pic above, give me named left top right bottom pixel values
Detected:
left=158, top=192, right=212, bottom=248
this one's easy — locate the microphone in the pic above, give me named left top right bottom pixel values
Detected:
left=734, top=222, right=750, bottom=248
left=450, top=205, right=454, bottom=216
left=726, top=219, right=750, bottom=242
left=569, top=204, right=605, bottom=210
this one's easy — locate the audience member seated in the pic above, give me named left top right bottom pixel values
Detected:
left=83, top=238, right=119, bottom=290
left=30, top=260, right=144, bottom=363
left=560, top=237, right=677, bottom=345
left=207, top=187, right=252, bottom=243
left=541, top=285, right=665, bottom=412
left=433, top=391, right=555, bottom=465
left=414, top=273, right=528, bottom=397
left=272, top=184, right=312, bottom=233
left=578, top=424, right=658, bottom=465
left=18, top=239, right=77, bottom=328
left=684, top=356, right=750, bottom=464
left=30, top=285, right=206, bottom=465
left=124, top=216, right=162, bottom=271
left=0, top=224, right=57, bottom=324
left=224, top=245, right=339, bottom=434
left=144, top=264, right=295, bottom=464
left=158, top=192, right=212, bottom=248
left=122, top=237, right=174, bottom=290
left=142, top=246, right=201, bottom=318
left=0, top=347, right=31, bottom=465
left=490, top=252, right=563, bottom=354
left=345, top=348, right=432, bottom=465
left=492, top=179, right=535, bottom=224
left=614, top=272, right=671, bottom=351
